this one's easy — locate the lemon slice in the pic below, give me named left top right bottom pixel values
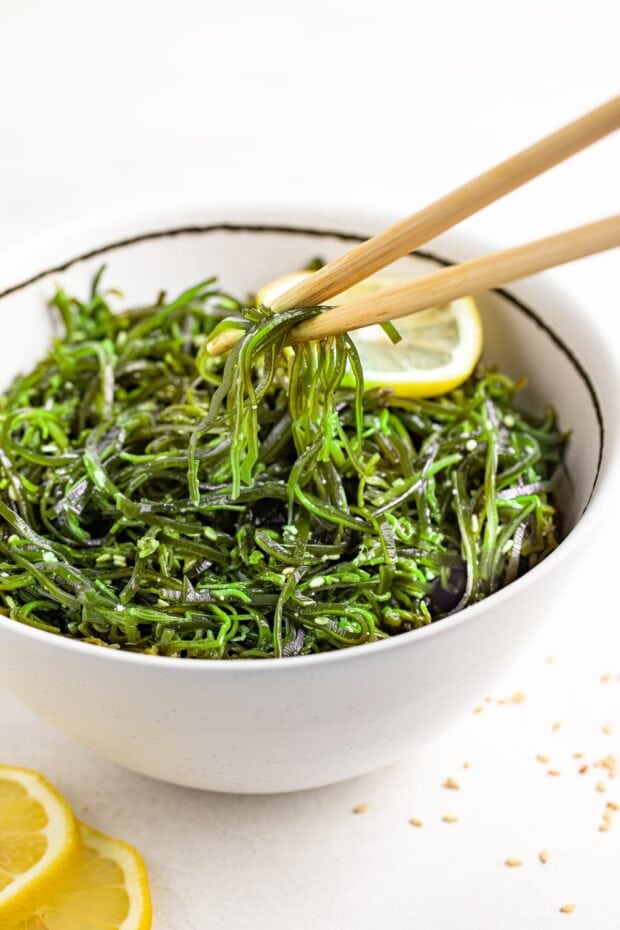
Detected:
left=257, top=271, right=483, bottom=398
left=0, top=766, right=80, bottom=924
left=14, top=823, right=152, bottom=930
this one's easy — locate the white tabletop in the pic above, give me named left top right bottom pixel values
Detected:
left=1, top=1, right=619, bottom=927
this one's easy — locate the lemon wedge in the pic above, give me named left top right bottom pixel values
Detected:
left=14, top=823, right=152, bottom=930
left=257, top=271, right=483, bottom=398
left=0, top=766, right=80, bottom=924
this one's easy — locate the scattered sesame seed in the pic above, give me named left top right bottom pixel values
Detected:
left=497, top=691, right=526, bottom=706
left=473, top=706, right=484, bottom=715
left=409, top=818, right=423, bottom=828
left=484, top=696, right=493, bottom=703
left=602, top=724, right=612, bottom=735
left=548, top=769, right=561, bottom=777
left=559, top=904, right=576, bottom=914
left=596, top=782, right=607, bottom=793
left=607, top=801, right=619, bottom=811
left=539, top=850, right=549, bottom=864
left=578, top=765, right=589, bottom=775
left=505, top=858, right=522, bottom=867
left=442, top=814, right=458, bottom=823
left=573, top=752, right=584, bottom=759
left=552, top=722, right=561, bottom=731
left=546, top=656, right=554, bottom=664
left=595, top=755, right=618, bottom=779
left=601, top=673, right=613, bottom=683
left=444, top=777, right=460, bottom=790
left=536, top=754, right=550, bottom=764
left=599, top=822, right=611, bottom=833
left=352, top=803, right=369, bottom=814
left=463, top=760, right=471, bottom=769
left=602, top=810, right=613, bottom=823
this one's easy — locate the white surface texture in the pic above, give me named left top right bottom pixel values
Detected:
left=1, top=1, right=619, bottom=927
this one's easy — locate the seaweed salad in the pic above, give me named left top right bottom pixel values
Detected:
left=0, top=271, right=565, bottom=658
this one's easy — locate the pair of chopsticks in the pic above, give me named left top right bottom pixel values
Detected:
left=208, top=95, right=620, bottom=355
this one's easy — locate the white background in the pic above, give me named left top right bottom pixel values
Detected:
left=1, top=1, right=619, bottom=927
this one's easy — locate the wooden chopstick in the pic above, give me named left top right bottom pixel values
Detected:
left=271, top=95, right=620, bottom=313
left=288, top=215, right=620, bottom=343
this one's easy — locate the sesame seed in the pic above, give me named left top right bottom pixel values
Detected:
left=409, top=818, right=423, bottom=828
left=548, top=769, right=561, bottom=777
left=601, top=673, right=613, bottom=683
left=602, top=724, right=612, bottom=735
left=573, top=752, right=584, bottom=759
left=442, top=814, right=458, bottom=823
left=578, top=765, right=588, bottom=774
left=546, top=656, right=554, bottom=664
left=599, top=822, right=611, bottom=833
left=596, top=782, right=607, bottom=793
left=606, top=801, right=619, bottom=811
left=559, top=904, right=576, bottom=914
left=539, top=850, right=549, bottom=864
left=536, top=754, right=550, bottom=764
left=352, top=803, right=369, bottom=814
left=602, top=810, right=613, bottom=823
left=497, top=691, right=526, bottom=705
left=595, top=755, right=618, bottom=778
left=463, top=760, right=471, bottom=769
left=552, top=722, right=561, bottom=731
left=505, top=858, right=522, bottom=867
left=444, top=777, right=460, bottom=790
left=484, top=696, right=493, bottom=703
left=473, top=706, right=484, bottom=715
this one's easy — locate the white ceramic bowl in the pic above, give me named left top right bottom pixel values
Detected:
left=0, top=205, right=618, bottom=793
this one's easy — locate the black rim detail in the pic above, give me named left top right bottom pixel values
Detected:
left=0, top=221, right=604, bottom=508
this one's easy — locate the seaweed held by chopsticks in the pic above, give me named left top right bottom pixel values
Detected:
left=0, top=271, right=566, bottom=658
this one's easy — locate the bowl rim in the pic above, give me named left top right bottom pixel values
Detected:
left=0, top=201, right=618, bottom=673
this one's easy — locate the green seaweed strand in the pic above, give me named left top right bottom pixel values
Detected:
left=0, top=271, right=566, bottom=658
